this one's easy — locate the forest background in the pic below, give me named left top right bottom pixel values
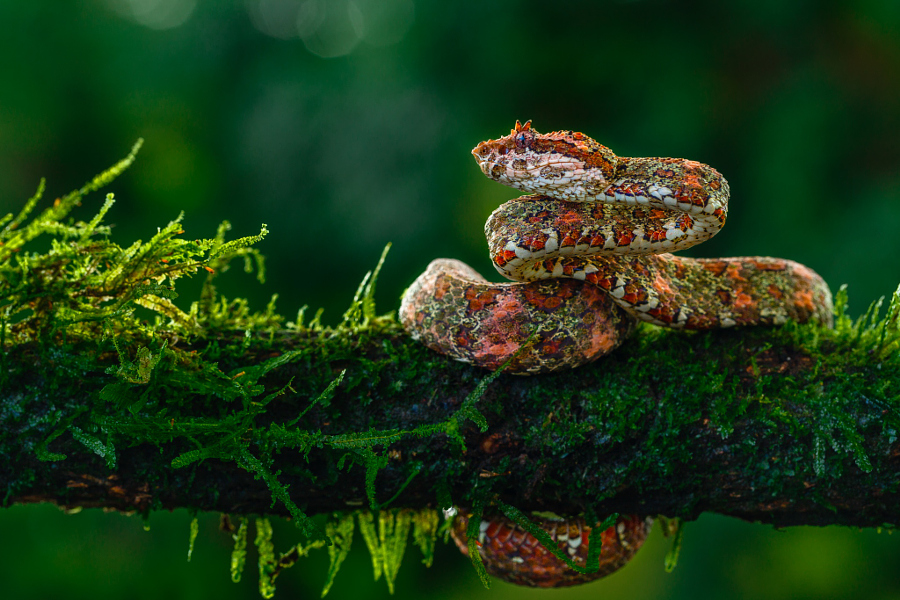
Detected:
left=1, top=1, right=899, bottom=599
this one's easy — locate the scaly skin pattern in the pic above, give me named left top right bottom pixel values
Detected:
left=400, top=121, right=833, bottom=372
left=399, top=259, right=634, bottom=374
left=451, top=512, right=653, bottom=588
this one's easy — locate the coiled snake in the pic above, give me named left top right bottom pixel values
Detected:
left=400, top=121, right=833, bottom=586
left=400, top=120, right=833, bottom=375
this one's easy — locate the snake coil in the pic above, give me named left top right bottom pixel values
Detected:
left=401, top=121, right=832, bottom=586
left=400, top=121, right=832, bottom=374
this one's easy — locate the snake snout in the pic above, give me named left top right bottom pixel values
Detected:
left=474, top=158, right=505, bottom=181
left=471, top=141, right=496, bottom=162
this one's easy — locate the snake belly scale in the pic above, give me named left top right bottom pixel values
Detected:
left=400, top=121, right=833, bottom=374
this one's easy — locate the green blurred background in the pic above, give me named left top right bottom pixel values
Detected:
left=1, top=0, right=899, bottom=598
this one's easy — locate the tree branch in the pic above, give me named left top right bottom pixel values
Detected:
left=2, top=151, right=898, bottom=534
left=5, top=313, right=900, bottom=530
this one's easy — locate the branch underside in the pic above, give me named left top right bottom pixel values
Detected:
left=4, top=320, right=899, bottom=530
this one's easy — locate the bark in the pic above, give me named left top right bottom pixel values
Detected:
left=2, top=321, right=899, bottom=530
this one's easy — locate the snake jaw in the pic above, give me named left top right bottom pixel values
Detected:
left=475, top=149, right=607, bottom=202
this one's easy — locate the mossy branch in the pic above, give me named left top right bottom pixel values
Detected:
left=3, top=148, right=900, bottom=542
left=5, top=310, right=900, bottom=528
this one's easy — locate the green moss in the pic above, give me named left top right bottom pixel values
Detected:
left=411, top=509, right=439, bottom=568
left=322, top=513, right=354, bottom=597
left=0, top=147, right=490, bottom=595
left=229, top=516, right=248, bottom=583
left=187, top=515, right=199, bottom=562
left=660, top=516, right=684, bottom=572
left=255, top=517, right=276, bottom=598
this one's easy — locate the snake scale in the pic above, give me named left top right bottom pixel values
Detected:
left=399, top=122, right=834, bottom=586
left=450, top=512, right=653, bottom=588
left=400, top=120, right=833, bottom=375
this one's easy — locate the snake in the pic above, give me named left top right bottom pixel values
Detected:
left=400, top=121, right=832, bottom=585
left=450, top=512, right=653, bottom=588
left=400, top=120, right=833, bottom=375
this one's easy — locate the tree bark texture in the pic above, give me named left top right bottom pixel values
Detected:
left=2, top=320, right=899, bottom=530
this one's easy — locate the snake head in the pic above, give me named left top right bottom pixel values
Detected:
left=470, top=120, right=546, bottom=187
left=472, top=121, right=617, bottom=202
left=470, top=125, right=525, bottom=170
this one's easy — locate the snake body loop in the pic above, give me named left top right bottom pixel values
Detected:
left=450, top=512, right=653, bottom=588
left=400, top=121, right=833, bottom=374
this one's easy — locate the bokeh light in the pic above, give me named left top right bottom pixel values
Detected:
left=106, top=0, right=198, bottom=29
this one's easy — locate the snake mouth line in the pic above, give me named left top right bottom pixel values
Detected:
left=476, top=159, right=497, bottom=177
left=476, top=158, right=584, bottom=188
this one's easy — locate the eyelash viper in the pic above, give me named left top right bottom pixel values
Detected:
left=399, top=121, right=832, bottom=586
left=400, top=120, right=833, bottom=375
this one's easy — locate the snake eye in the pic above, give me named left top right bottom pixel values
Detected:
left=515, top=131, right=531, bottom=150
left=498, top=146, right=508, bottom=155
